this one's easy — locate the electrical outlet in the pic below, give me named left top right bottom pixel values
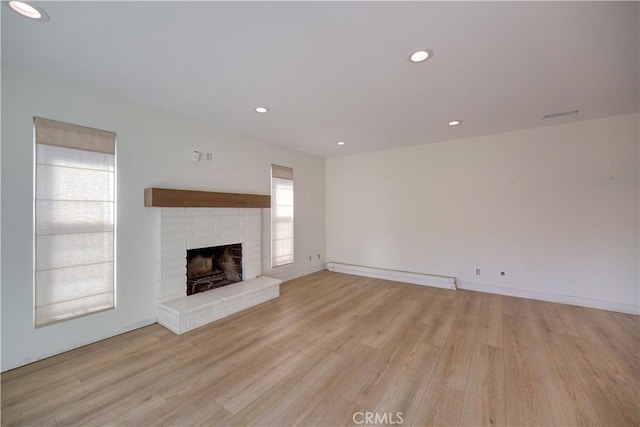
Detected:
left=475, top=268, right=481, bottom=275
left=317, top=253, right=321, bottom=259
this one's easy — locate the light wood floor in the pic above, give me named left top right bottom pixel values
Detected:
left=2, top=270, right=639, bottom=426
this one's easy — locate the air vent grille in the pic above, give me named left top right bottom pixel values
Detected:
left=543, top=110, right=579, bottom=120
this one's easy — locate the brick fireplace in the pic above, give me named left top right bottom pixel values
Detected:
left=156, top=207, right=261, bottom=303
left=149, top=189, right=281, bottom=334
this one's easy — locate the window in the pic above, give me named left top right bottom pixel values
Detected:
left=34, top=117, right=116, bottom=326
left=271, top=164, right=293, bottom=268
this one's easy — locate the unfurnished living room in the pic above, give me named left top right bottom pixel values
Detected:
left=1, top=1, right=639, bottom=426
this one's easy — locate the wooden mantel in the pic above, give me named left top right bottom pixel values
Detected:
left=144, top=188, right=270, bottom=208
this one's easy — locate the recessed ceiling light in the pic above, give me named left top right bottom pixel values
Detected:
left=255, top=107, right=269, bottom=113
left=337, top=141, right=346, bottom=146
left=409, top=50, right=432, bottom=63
left=7, top=1, right=49, bottom=21
left=448, top=120, right=461, bottom=126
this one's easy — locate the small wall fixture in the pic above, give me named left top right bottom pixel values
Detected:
left=7, top=1, right=49, bottom=21
left=337, top=141, right=346, bottom=146
left=448, top=120, right=461, bottom=126
left=255, top=107, right=269, bottom=113
left=191, top=151, right=201, bottom=162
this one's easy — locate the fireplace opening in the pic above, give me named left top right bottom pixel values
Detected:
left=186, top=243, right=242, bottom=295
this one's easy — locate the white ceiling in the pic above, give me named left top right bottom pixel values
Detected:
left=2, top=1, right=638, bottom=158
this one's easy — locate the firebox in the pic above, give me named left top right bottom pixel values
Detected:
left=186, top=243, right=242, bottom=295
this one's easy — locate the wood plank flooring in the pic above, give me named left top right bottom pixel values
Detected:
left=2, top=270, right=639, bottom=426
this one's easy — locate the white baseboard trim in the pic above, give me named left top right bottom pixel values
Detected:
left=2, top=317, right=157, bottom=372
left=269, top=263, right=327, bottom=283
left=327, top=262, right=456, bottom=290
left=457, top=281, right=640, bottom=315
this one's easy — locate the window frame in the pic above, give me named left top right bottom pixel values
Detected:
left=33, top=117, right=117, bottom=327
left=271, top=164, right=294, bottom=268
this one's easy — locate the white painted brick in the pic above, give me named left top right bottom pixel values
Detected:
left=183, top=208, right=207, bottom=217
left=162, top=283, right=184, bottom=296
left=161, top=260, right=184, bottom=275
left=216, top=209, right=233, bottom=217
left=242, top=239, right=253, bottom=247
left=162, top=277, right=185, bottom=292
left=245, top=247, right=260, bottom=259
left=158, top=277, right=280, bottom=334
left=161, top=256, right=185, bottom=272
left=155, top=211, right=162, bottom=232
left=157, top=208, right=263, bottom=302
left=248, top=244, right=261, bottom=262
left=161, top=244, right=186, bottom=259
left=245, top=258, right=260, bottom=271
left=161, top=243, right=184, bottom=256
left=245, top=255, right=260, bottom=266
left=160, top=268, right=183, bottom=283
left=190, top=235, right=217, bottom=248
left=246, top=224, right=261, bottom=236
left=162, top=271, right=185, bottom=282
left=183, top=221, right=196, bottom=234
left=183, top=231, right=196, bottom=245
left=245, top=250, right=260, bottom=259
left=161, top=208, right=186, bottom=217
left=160, top=224, right=186, bottom=240
left=160, top=216, right=187, bottom=227
left=193, top=216, right=216, bottom=230
left=161, top=230, right=188, bottom=242
left=187, top=237, right=225, bottom=251
left=222, top=231, right=243, bottom=240
left=161, top=234, right=187, bottom=248
left=162, top=290, right=184, bottom=304
left=162, top=255, right=185, bottom=268
left=161, top=268, right=185, bottom=284
left=216, top=216, right=246, bottom=234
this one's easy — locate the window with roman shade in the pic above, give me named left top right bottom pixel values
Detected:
left=271, top=164, right=294, bottom=268
left=34, top=117, right=116, bottom=326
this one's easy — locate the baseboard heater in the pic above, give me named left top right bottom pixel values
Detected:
left=327, top=262, right=457, bottom=290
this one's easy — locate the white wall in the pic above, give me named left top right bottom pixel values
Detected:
left=1, top=67, right=326, bottom=371
left=327, top=114, right=639, bottom=313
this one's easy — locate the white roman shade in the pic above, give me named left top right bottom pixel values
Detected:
left=271, top=164, right=294, bottom=268
left=34, top=117, right=116, bottom=326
